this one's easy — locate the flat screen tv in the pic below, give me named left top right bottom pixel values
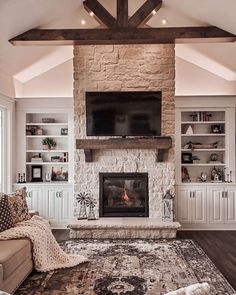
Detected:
left=86, top=91, right=162, bottom=136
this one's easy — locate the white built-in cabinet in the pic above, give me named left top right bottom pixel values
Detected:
left=175, top=96, right=236, bottom=229
left=208, top=186, right=236, bottom=224
left=13, top=98, right=74, bottom=228
left=176, top=186, right=207, bottom=224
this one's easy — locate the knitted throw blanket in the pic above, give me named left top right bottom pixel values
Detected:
left=0, top=215, right=88, bottom=272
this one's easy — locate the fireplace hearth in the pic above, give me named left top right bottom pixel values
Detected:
left=99, top=173, right=149, bottom=217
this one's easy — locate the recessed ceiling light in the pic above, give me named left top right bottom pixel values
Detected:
left=89, top=11, right=94, bottom=17
left=81, top=19, right=86, bottom=25
left=161, top=19, right=168, bottom=25
left=151, top=9, right=157, bottom=15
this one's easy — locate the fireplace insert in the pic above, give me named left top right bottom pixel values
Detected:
left=99, top=172, right=149, bottom=217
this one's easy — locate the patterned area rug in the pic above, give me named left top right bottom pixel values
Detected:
left=15, top=239, right=235, bottom=295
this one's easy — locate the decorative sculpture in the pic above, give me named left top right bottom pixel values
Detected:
left=85, top=196, right=97, bottom=220
left=76, top=192, right=88, bottom=219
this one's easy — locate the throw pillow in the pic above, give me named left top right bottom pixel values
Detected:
left=7, top=187, right=31, bottom=224
left=165, top=282, right=210, bottom=295
left=0, top=194, right=14, bottom=232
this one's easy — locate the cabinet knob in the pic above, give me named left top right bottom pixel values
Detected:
left=27, top=192, right=32, bottom=198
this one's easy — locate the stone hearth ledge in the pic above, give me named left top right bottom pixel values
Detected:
left=68, top=218, right=181, bottom=239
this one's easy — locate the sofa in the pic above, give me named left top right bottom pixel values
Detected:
left=0, top=189, right=35, bottom=294
left=0, top=239, right=33, bottom=294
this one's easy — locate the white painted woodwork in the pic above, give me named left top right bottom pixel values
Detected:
left=25, top=186, right=43, bottom=215
left=191, top=188, right=207, bottom=223
left=14, top=183, right=74, bottom=228
left=208, top=187, right=225, bottom=224
left=176, top=186, right=206, bottom=224
left=224, top=187, right=236, bottom=223
left=176, top=187, right=192, bottom=223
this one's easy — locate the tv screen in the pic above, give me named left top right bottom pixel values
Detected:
left=86, top=91, right=162, bottom=136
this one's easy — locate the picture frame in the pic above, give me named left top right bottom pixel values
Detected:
left=61, top=128, right=68, bottom=135
left=31, top=165, right=43, bottom=182
left=211, top=124, right=222, bottom=134
left=181, top=152, right=193, bottom=164
left=51, top=167, right=68, bottom=181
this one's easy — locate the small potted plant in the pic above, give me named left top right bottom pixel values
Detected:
left=42, top=137, right=56, bottom=150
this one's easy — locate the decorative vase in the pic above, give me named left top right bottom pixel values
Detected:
left=42, top=144, right=49, bottom=150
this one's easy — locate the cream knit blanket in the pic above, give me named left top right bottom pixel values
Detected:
left=0, top=215, right=88, bottom=272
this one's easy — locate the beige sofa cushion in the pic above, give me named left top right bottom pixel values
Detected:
left=0, top=239, right=31, bottom=280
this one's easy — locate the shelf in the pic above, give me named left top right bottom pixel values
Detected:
left=26, top=162, right=68, bottom=165
left=76, top=137, right=172, bottom=162
left=181, top=149, right=225, bottom=152
left=26, top=135, right=68, bottom=138
left=26, top=123, right=68, bottom=126
left=181, top=121, right=225, bottom=124
left=26, top=150, right=68, bottom=153
left=181, top=134, right=225, bottom=137
left=181, top=163, right=225, bottom=167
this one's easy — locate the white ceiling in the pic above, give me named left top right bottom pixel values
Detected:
left=0, top=0, right=236, bottom=90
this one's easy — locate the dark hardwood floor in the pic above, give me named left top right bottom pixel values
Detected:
left=52, top=229, right=236, bottom=290
left=177, top=231, right=236, bottom=290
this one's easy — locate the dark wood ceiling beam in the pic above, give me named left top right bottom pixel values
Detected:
left=9, top=27, right=236, bottom=46
left=128, top=0, right=162, bottom=28
left=117, top=0, right=128, bottom=28
left=83, top=0, right=116, bottom=28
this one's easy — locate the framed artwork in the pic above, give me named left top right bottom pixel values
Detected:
left=51, top=167, right=68, bottom=181
left=181, top=152, right=193, bottom=164
left=31, top=165, right=43, bottom=182
left=61, top=128, right=68, bottom=135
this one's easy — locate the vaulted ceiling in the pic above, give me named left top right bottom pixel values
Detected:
left=1, top=0, right=236, bottom=97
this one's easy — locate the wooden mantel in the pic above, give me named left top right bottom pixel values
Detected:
left=76, top=137, right=172, bottom=162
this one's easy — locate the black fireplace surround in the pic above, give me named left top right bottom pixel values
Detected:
left=99, top=172, right=149, bottom=217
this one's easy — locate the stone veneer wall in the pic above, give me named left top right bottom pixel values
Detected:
left=74, top=44, right=175, bottom=218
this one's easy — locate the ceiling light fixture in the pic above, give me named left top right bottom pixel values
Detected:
left=161, top=19, right=168, bottom=25
left=81, top=19, right=86, bottom=25
left=89, top=11, right=94, bottom=17
left=151, top=9, right=157, bottom=15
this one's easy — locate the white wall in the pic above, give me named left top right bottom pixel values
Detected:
left=0, top=70, right=15, bottom=98
left=176, top=57, right=236, bottom=96
left=0, top=94, right=15, bottom=193
left=18, top=59, right=73, bottom=98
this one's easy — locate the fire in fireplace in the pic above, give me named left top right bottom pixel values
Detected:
left=99, top=173, right=149, bottom=217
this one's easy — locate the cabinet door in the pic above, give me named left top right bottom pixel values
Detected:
left=191, top=188, right=207, bottom=224
left=176, top=187, right=192, bottom=223
left=224, top=188, right=236, bottom=224
left=45, top=188, right=60, bottom=225
left=208, top=187, right=225, bottom=224
left=58, top=188, right=73, bottom=224
left=26, top=187, right=43, bottom=215
left=44, top=186, right=73, bottom=226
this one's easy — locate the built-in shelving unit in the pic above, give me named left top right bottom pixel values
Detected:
left=176, top=108, right=235, bottom=184
left=25, top=113, right=70, bottom=183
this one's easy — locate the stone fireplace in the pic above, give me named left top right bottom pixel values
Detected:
left=99, top=172, right=149, bottom=217
left=74, top=44, right=175, bottom=219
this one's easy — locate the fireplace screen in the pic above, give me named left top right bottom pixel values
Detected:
left=99, top=173, right=149, bottom=217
